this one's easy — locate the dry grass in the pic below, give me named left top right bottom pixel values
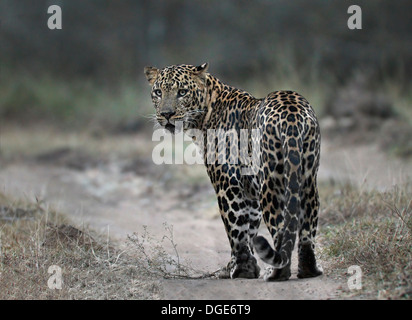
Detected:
left=127, top=223, right=221, bottom=280
left=319, top=183, right=412, bottom=299
left=0, top=193, right=160, bottom=300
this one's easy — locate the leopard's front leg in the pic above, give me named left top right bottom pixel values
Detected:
left=208, top=164, right=260, bottom=279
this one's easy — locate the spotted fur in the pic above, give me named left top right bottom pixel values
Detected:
left=144, top=63, right=323, bottom=281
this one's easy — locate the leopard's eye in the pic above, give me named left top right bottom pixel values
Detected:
left=154, top=89, right=162, bottom=97
left=178, top=89, right=188, bottom=97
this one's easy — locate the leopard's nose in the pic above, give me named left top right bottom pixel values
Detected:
left=160, top=111, right=176, bottom=120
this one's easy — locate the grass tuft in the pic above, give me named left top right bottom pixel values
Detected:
left=127, top=223, right=222, bottom=280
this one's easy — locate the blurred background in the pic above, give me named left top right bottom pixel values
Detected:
left=1, top=0, right=411, bottom=149
left=1, top=1, right=411, bottom=299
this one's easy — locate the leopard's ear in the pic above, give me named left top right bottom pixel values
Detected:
left=144, top=66, right=160, bottom=85
left=193, top=63, right=209, bottom=81
left=195, top=63, right=209, bottom=74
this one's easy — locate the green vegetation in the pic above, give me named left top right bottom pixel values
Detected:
left=0, top=69, right=152, bottom=130
left=2, top=68, right=412, bottom=135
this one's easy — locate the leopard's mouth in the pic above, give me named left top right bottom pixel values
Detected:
left=157, top=116, right=185, bottom=134
left=165, top=123, right=176, bottom=134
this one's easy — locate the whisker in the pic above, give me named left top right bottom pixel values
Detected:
left=141, top=113, right=159, bottom=123
left=153, top=122, right=162, bottom=130
left=142, top=113, right=157, bottom=119
left=186, top=109, right=205, bottom=115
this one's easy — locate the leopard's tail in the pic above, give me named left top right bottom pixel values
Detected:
left=253, top=122, right=303, bottom=269
left=253, top=235, right=289, bottom=269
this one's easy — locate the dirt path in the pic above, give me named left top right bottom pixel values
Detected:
left=1, top=133, right=410, bottom=299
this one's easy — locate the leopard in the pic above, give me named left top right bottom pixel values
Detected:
left=144, top=63, right=323, bottom=281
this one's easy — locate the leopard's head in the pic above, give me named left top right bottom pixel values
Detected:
left=144, top=63, right=209, bottom=133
